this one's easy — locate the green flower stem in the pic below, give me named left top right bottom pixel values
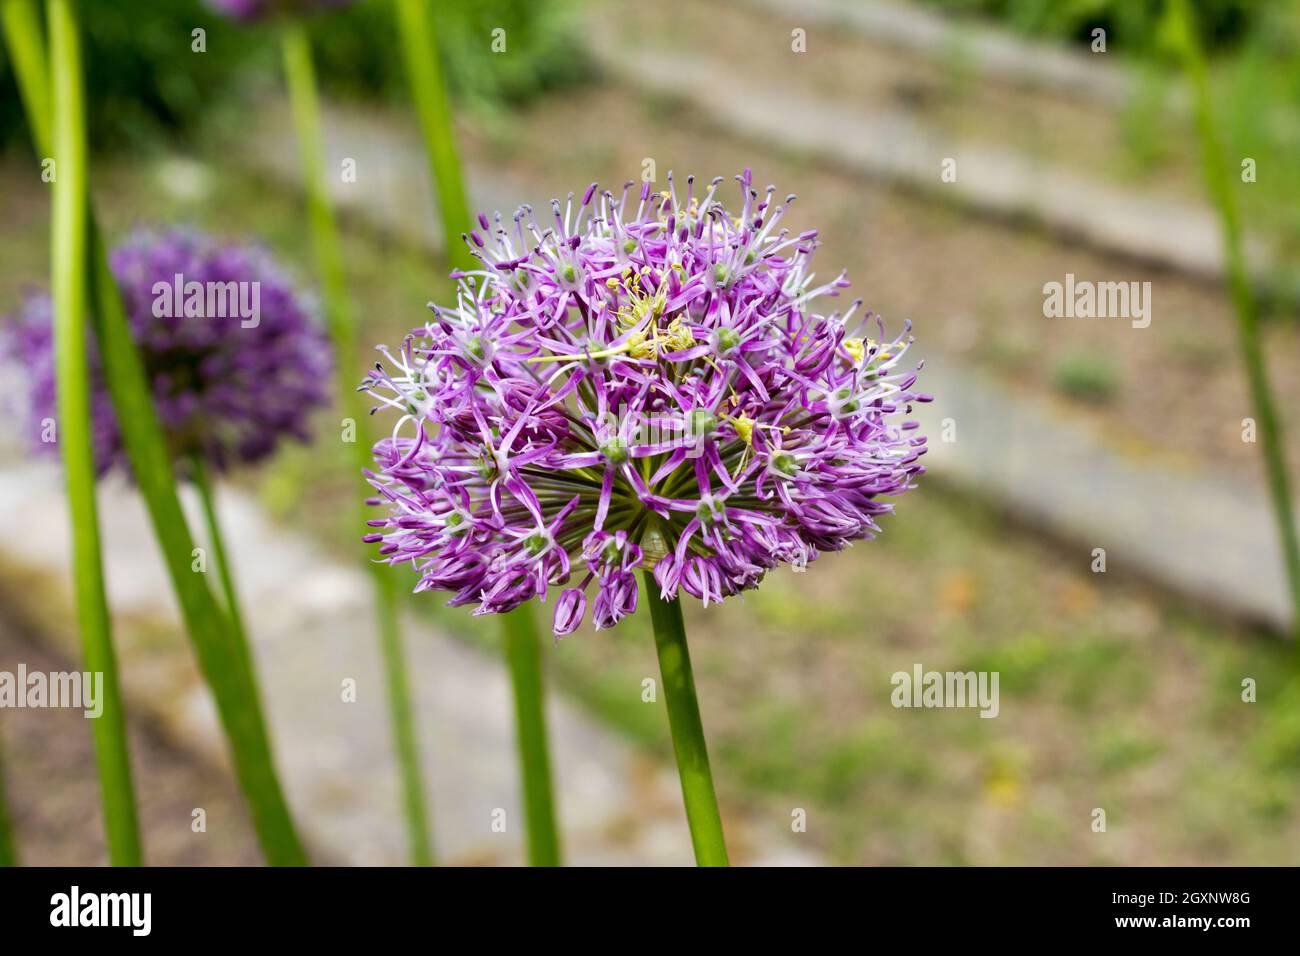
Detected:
left=5, top=0, right=307, bottom=866
left=0, top=723, right=17, bottom=866
left=392, top=0, right=475, bottom=272
left=190, top=455, right=254, bottom=679
left=1, top=0, right=49, bottom=147
left=502, top=607, right=561, bottom=866
left=279, top=23, right=355, bottom=358
left=641, top=572, right=729, bottom=866
left=281, top=21, right=434, bottom=867
left=372, top=565, right=433, bottom=865
left=388, top=0, right=564, bottom=865
left=48, top=0, right=142, bottom=867
left=1168, top=0, right=1300, bottom=643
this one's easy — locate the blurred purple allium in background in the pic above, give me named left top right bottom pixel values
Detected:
left=363, top=170, right=930, bottom=635
left=0, top=228, right=332, bottom=477
left=205, top=0, right=355, bottom=23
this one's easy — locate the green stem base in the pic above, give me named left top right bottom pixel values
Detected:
left=642, top=573, right=729, bottom=866
left=503, top=607, right=561, bottom=866
left=0, top=724, right=17, bottom=866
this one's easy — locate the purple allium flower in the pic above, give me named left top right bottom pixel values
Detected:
left=362, top=171, right=930, bottom=635
left=0, top=228, right=332, bottom=477
left=205, top=0, right=355, bottom=23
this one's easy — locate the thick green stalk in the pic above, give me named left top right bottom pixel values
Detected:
left=281, top=22, right=433, bottom=867
left=1, top=0, right=49, bottom=146
left=1167, top=0, right=1300, bottom=642
left=392, top=0, right=474, bottom=271
left=0, top=724, right=17, bottom=866
left=641, top=573, right=729, bottom=866
left=502, top=607, right=561, bottom=866
left=190, top=455, right=254, bottom=677
left=372, top=564, right=433, bottom=866
left=4, top=0, right=307, bottom=866
left=89, top=231, right=306, bottom=867
left=48, top=0, right=142, bottom=867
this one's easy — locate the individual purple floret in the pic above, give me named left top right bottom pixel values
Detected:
left=362, top=171, right=930, bottom=635
left=0, top=228, right=332, bottom=477
left=205, top=0, right=355, bottom=23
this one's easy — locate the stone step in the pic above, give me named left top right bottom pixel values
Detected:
left=582, top=15, right=1272, bottom=288
left=739, top=0, right=1162, bottom=107
left=915, top=355, right=1295, bottom=634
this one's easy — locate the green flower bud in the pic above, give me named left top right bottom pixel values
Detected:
left=601, top=437, right=630, bottom=466
left=771, top=451, right=798, bottom=476
left=713, top=327, right=740, bottom=354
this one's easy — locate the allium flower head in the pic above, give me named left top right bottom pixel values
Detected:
left=0, top=228, right=332, bottom=476
left=205, top=0, right=355, bottom=23
left=363, top=171, right=929, bottom=635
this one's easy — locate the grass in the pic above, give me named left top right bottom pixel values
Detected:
left=528, top=486, right=1300, bottom=865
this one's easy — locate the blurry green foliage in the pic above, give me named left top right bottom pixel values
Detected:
left=0, top=0, right=590, bottom=151
left=1211, top=4, right=1300, bottom=256
left=1090, top=726, right=1163, bottom=773
left=0, top=0, right=243, bottom=150
left=1249, top=677, right=1300, bottom=774
left=309, top=0, right=591, bottom=115
left=918, top=0, right=1253, bottom=50
left=1117, top=65, right=1177, bottom=174
left=1051, top=352, right=1120, bottom=404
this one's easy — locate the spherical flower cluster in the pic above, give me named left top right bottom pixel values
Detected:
left=363, top=170, right=929, bottom=635
left=0, top=228, right=332, bottom=477
left=205, top=0, right=354, bottom=23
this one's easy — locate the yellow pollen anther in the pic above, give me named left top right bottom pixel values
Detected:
left=731, top=414, right=755, bottom=445
left=627, top=327, right=655, bottom=359
left=662, top=317, right=696, bottom=352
